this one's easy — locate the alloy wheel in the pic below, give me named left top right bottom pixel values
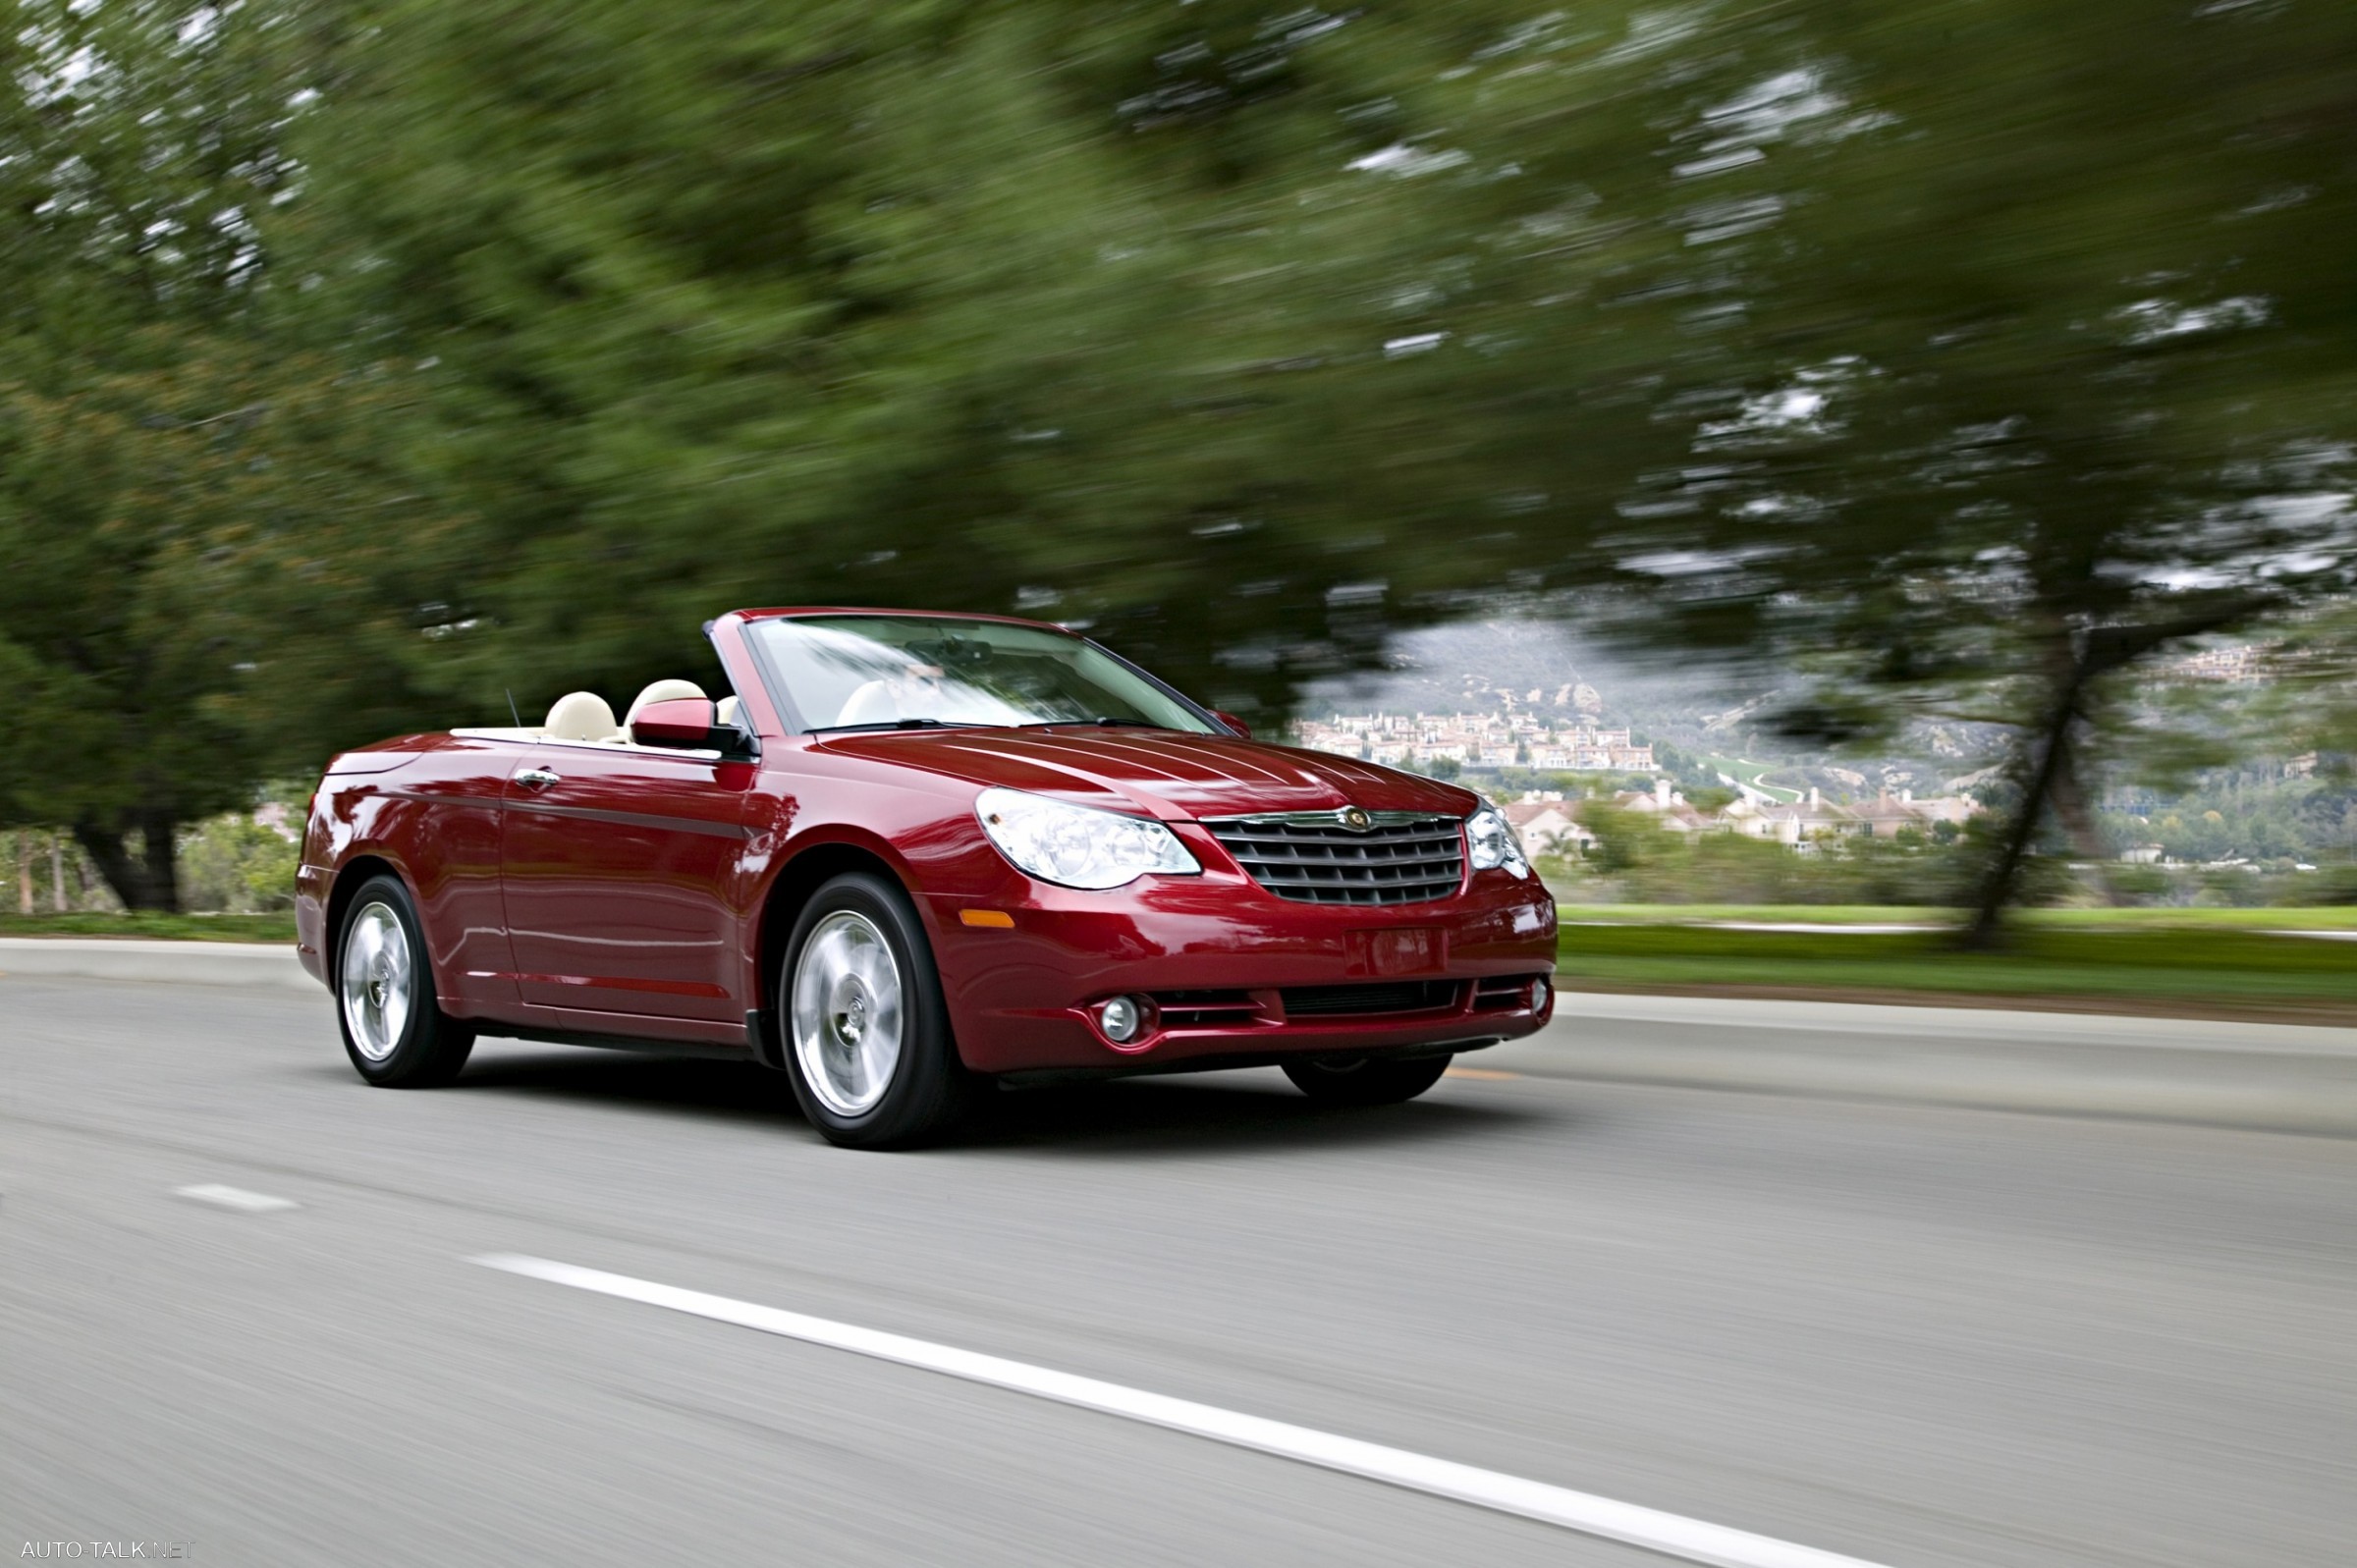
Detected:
left=791, top=910, right=905, bottom=1117
left=340, top=900, right=414, bottom=1062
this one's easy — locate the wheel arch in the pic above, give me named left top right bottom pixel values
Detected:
left=751, top=837, right=920, bottom=1022
left=323, top=853, right=408, bottom=986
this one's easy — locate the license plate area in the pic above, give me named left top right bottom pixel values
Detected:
left=1345, top=927, right=1446, bottom=977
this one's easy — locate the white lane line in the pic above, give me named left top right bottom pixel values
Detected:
left=175, top=1183, right=300, bottom=1213
left=473, top=1254, right=1890, bottom=1568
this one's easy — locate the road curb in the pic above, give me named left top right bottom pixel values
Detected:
left=1495, top=994, right=2357, bottom=1137
left=0, top=937, right=315, bottom=993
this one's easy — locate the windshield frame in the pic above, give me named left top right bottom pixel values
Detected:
left=740, top=612, right=1233, bottom=738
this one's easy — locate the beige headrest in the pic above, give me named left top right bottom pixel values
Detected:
left=714, top=695, right=744, bottom=729
left=544, top=691, right=620, bottom=742
left=625, top=678, right=708, bottom=726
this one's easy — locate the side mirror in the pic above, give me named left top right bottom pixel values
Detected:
left=631, top=698, right=755, bottom=757
left=1212, top=710, right=1253, bottom=739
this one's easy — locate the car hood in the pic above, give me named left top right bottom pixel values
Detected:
left=810, top=727, right=1479, bottom=821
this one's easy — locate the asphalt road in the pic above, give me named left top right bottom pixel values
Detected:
left=4, top=977, right=2354, bottom=1567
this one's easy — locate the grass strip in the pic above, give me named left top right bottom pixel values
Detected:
left=1557, top=924, right=2357, bottom=1005
left=1555, top=903, right=2357, bottom=930
left=0, top=911, right=298, bottom=944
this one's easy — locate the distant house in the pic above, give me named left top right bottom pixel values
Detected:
left=1718, top=795, right=1768, bottom=832
left=1906, top=794, right=1979, bottom=829
left=2120, top=842, right=2166, bottom=864
left=1850, top=788, right=1981, bottom=838
left=1850, top=791, right=1926, bottom=839
left=1503, top=800, right=1590, bottom=854
left=1726, top=787, right=1860, bottom=846
left=1614, top=779, right=1714, bottom=834
left=1715, top=785, right=1981, bottom=848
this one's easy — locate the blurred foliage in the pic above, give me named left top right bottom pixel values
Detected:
left=0, top=909, right=297, bottom=942
left=1556, top=795, right=2101, bottom=905
left=177, top=814, right=301, bottom=913
left=1432, top=0, right=2357, bottom=936
left=0, top=0, right=454, bottom=905
left=282, top=0, right=1567, bottom=726
left=2104, top=772, right=2357, bottom=867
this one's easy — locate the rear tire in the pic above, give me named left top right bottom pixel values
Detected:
left=779, top=872, right=977, bottom=1149
left=335, top=874, right=474, bottom=1088
left=1283, top=1053, right=1452, bottom=1106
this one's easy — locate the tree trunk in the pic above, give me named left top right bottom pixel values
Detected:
left=49, top=833, right=67, bottom=912
left=1957, top=597, right=2285, bottom=946
left=75, top=810, right=183, bottom=913
left=1960, top=664, right=2089, bottom=951
left=15, top=832, right=29, bottom=915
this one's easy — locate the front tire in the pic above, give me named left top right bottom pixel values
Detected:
left=780, top=872, right=976, bottom=1149
left=335, top=874, right=473, bottom=1088
left=1283, top=1053, right=1452, bottom=1106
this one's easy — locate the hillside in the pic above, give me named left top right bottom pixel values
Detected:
left=1299, top=620, right=2009, bottom=798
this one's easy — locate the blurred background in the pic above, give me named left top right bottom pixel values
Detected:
left=3, top=0, right=2356, bottom=989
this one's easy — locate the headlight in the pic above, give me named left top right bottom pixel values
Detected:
left=1465, top=804, right=1530, bottom=879
left=974, top=787, right=1201, bottom=890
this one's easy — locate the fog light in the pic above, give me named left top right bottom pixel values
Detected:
left=1530, top=978, right=1551, bottom=1013
left=1098, top=995, right=1145, bottom=1044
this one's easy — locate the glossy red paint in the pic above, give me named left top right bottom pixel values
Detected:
left=628, top=696, right=725, bottom=748
left=297, top=608, right=1561, bottom=1074
left=501, top=741, right=759, bottom=1024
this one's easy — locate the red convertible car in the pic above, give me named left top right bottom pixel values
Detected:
left=298, top=609, right=1559, bottom=1147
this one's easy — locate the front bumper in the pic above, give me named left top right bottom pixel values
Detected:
left=924, top=869, right=1559, bottom=1075
left=295, top=863, right=330, bottom=985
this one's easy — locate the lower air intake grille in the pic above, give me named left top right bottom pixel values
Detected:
left=1280, top=980, right=1462, bottom=1018
left=1473, top=975, right=1539, bottom=1012
left=1150, top=990, right=1261, bottom=1028
left=1204, top=813, right=1465, bottom=906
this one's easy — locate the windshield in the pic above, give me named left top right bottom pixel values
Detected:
left=748, top=615, right=1219, bottom=733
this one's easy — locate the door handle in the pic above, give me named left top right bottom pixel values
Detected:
left=516, top=767, right=562, bottom=791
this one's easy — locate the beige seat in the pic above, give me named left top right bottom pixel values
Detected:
left=838, top=677, right=905, bottom=728
left=625, top=678, right=708, bottom=728
left=543, top=691, right=621, bottom=742
left=715, top=695, right=744, bottom=729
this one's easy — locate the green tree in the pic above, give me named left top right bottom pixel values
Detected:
left=179, top=813, right=301, bottom=913
left=0, top=1, right=302, bottom=905
left=284, top=0, right=1555, bottom=727
left=1575, top=800, right=1665, bottom=877
left=0, top=1, right=463, bottom=906
left=1425, top=0, right=2357, bottom=942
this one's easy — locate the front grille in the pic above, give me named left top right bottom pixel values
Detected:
left=1205, top=812, right=1465, bottom=905
left=1280, top=980, right=1463, bottom=1017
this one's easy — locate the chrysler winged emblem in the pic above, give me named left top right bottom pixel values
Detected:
left=1340, top=806, right=1373, bottom=832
